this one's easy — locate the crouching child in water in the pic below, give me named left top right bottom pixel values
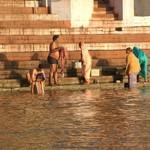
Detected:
left=26, top=64, right=46, bottom=94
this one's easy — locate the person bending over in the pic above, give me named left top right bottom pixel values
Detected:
left=27, top=64, right=46, bottom=94
left=133, top=46, right=148, bottom=82
left=125, top=47, right=140, bottom=89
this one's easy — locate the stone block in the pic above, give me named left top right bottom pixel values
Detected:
left=71, top=62, right=82, bottom=69
left=91, top=69, right=100, bottom=76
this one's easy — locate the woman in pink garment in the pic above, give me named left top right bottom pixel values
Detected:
left=79, top=42, right=92, bottom=84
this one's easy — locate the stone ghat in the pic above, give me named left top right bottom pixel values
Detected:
left=0, top=7, right=49, bottom=14
left=0, top=0, right=39, bottom=7
left=1, top=34, right=150, bottom=44
left=0, top=79, right=150, bottom=92
left=1, top=26, right=150, bottom=35
left=0, top=51, right=150, bottom=61
left=0, top=0, right=149, bottom=90
left=0, top=51, right=149, bottom=89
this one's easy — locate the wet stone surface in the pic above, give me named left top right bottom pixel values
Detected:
left=0, top=88, right=150, bottom=150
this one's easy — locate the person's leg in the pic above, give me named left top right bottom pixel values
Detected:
left=53, top=64, right=58, bottom=85
left=49, top=64, right=54, bottom=86
left=26, top=73, right=32, bottom=84
left=41, top=81, right=45, bottom=94
left=128, top=73, right=138, bottom=89
left=26, top=72, right=34, bottom=93
left=38, top=82, right=42, bottom=94
left=31, top=82, right=36, bottom=94
left=143, top=61, right=148, bottom=82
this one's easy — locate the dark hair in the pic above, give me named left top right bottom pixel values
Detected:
left=79, top=42, right=82, bottom=48
left=38, top=64, right=44, bottom=69
left=52, top=35, right=59, bottom=41
left=79, top=42, right=84, bottom=48
left=126, top=47, right=133, bottom=52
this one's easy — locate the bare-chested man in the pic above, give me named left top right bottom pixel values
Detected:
left=47, top=35, right=62, bottom=86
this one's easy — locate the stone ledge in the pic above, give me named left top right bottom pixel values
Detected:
left=0, top=82, right=149, bottom=92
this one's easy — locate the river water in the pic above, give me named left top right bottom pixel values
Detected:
left=0, top=88, right=150, bottom=150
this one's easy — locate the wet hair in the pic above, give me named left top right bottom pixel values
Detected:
left=38, top=64, right=44, bottom=69
left=52, top=35, right=59, bottom=41
left=126, top=47, right=133, bottom=52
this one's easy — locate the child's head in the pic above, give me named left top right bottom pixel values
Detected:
left=38, top=64, right=44, bottom=70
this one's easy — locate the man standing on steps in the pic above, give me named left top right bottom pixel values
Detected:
left=47, top=35, right=63, bottom=86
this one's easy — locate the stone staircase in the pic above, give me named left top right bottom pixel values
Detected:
left=0, top=0, right=150, bottom=89
left=92, top=0, right=116, bottom=21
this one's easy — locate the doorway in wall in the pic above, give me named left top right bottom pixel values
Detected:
left=134, top=0, right=150, bottom=16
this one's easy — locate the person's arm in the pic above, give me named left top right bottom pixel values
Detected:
left=43, top=72, right=46, bottom=80
left=31, top=69, right=37, bottom=82
left=125, top=55, right=130, bottom=75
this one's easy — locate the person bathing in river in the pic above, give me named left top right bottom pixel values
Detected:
left=26, top=64, right=46, bottom=94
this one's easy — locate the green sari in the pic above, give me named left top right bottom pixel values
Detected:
left=133, top=46, right=148, bottom=79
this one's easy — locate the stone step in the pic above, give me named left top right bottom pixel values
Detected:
left=93, top=10, right=113, bottom=15
left=0, top=79, right=20, bottom=88
left=0, top=50, right=150, bottom=61
left=2, top=26, right=150, bottom=35
left=94, top=0, right=114, bottom=10
left=91, top=15, right=115, bottom=21
left=88, top=20, right=129, bottom=27
left=94, top=0, right=99, bottom=8
left=1, top=26, right=150, bottom=36
left=0, top=76, right=114, bottom=88
left=93, top=0, right=116, bottom=21
left=0, top=34, right=150, bottom=44
left=0, top=14, right=58, bottom=21
left=0, top=75, right=149, bottom=89
left=1, top=42, right=150, bottom=52
left=0, top=60, right=49, bottom=69
left=0, top=58, right=149, bottom=80
left=0, top=66, right=119, bottom=79
left=92, top=13, right=115, bottom=20
left=0, top=50, right=147, bottom=59
left=0, top=69, right=73, bottom=79
left=0, top=65, right=149, bottom=82
left=1, top=80, right=150, bottom=91
left=0, top=7, right=49, bottom=14
left=0, top=20, right=71, bottom=29
left=93, top=7, right=107, bottom=14
left=0, top=0, right=39, bottom=7
left=0, top=20, right=137, bottom=29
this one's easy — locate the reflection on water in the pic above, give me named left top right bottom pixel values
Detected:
left=0, top=88, right=150, bottom=150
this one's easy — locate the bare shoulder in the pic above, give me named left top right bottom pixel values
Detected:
left=32, top=68, right=38, bottom=75
left=42, top=69, right=45, bottom=73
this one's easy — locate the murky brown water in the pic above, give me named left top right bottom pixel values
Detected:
left=0, top=88, right=150, bottom=150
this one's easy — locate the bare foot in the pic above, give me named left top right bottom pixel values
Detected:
left=49, top=83, right=53, bottom=86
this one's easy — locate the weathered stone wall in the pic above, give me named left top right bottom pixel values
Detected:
left=50, top=0, right=93, bottom=27
left=50, top=0, right=71, bottom=20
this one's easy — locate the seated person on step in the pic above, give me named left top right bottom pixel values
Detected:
left=26, top=64, right=46, bottom=94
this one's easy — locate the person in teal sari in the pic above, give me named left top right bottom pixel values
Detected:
left=133, top=46, right=148, bottom=82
